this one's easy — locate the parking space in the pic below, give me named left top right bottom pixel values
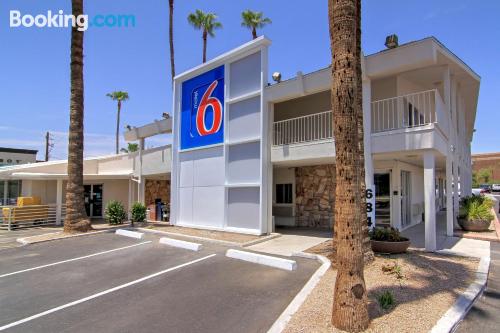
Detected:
left=0, top=231, right=320, bottom=333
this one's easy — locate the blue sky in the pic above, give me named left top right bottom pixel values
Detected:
left=0, top=0, right=499, bottom=160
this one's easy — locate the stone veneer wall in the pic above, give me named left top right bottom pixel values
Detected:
left=295, top=164, right=335, bottom=229
left=144, top=179, right=170, bottom=206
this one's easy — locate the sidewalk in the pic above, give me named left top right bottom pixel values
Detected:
left=455, top=241, right=500, bottom=332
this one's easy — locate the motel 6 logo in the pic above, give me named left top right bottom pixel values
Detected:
left=195, top=80, right=223, bottom=136
left=181, top=65, right=225, bottom=150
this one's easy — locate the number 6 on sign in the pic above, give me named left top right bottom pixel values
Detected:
left=196, top=80, right=223, bottom=136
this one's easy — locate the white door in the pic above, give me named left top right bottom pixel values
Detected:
left=400, top=171, right=412, bottom=228
left=374, top=172, right=391, bottom=227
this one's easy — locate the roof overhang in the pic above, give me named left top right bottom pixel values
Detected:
left=124, top=118, right=172, bottom=142
left=7, top=172, right=132, bottom=180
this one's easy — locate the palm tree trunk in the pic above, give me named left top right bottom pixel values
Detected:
left=65, top=0, right=91, bottom=233
left=169, top=0, right=175, bottom=84
left=252, top=27, right=257, bottom=39
left=329, top=0, right=369, bottom=331
left=116, top=101, right=121, bottom=154
left=202, top=30, right=207, bottom=63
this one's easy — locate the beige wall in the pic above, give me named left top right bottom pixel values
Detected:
left=274, top=90, right=330, bottom=122
left=371, top=76, right=397, bottom=101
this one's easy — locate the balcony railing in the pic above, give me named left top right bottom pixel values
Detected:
left=273, top=110, right=333, bottom=146
left=371, top=89, right=448, bottom=134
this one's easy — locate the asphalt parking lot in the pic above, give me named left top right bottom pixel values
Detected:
left=0, top=231, right=320, bottom=333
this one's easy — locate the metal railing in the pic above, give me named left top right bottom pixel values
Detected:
left=371, top=89, right=444, bottom=133
left=273, top=110, right=333, bottom=146
left=0, top=204, right=65, bottom=230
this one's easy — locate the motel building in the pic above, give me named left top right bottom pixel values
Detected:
left=0, top=36, right=479, bottom=252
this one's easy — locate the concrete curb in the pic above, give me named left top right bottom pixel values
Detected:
left=267, top=253, right=331, bottom=333
left=115, top=229, right=144, bottom=239
left=159, top=237, right=202, bottom=251
left=430, top=256, right=490, bottom=333
left=226, top=249, right=297, bottom=271
left=137, top=228, right=241, bottom=246
left=241, top=233, right=282, bottom=247
left=16, top=229, right=112, bottom=246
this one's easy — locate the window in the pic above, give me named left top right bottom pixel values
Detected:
left=276, top=183, right=293, bottom=204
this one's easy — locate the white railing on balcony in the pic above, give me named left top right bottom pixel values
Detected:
left=371, top=89, right=447, bottom=134
left=273, top=110, right=333, bottom=146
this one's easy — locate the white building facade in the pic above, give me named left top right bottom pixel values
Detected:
left=169, top=36, right=479, bottom=251
left=1, top=37, right=479, bottom=252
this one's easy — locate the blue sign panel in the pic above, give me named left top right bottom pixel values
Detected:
left=181, top=65, right=225, bottom=150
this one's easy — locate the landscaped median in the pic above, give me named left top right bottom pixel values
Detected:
left=281, top=242, right=482, bottom=333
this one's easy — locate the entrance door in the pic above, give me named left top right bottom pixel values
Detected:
left=374, top=173, right=391, bottom=227
left=84, top=184, right=103, bottom=218
left=401, top=171, right=412, bottom=228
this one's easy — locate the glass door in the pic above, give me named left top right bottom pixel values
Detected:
left=92, top=185, right=103, bottom=217
left=84, top=184, right=103, bottom=218
left=374, top=173, right=391, bottom=227
left=401, top=171, right=412, bottom=228
left=84, top=185, right=92, bottom=217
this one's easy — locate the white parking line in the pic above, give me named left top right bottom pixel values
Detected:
left=0, top=254, right=216, bottom=331
left=0, top=241, right=152, bottom=278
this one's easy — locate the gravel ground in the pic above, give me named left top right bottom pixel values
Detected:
left=285, top=244, right=478, bottom=333
left=144, top=224, right=264, bottom=243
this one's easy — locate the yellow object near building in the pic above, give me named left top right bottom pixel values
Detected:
left=17, top=196, right=42, bottom=207
left=2, top=196, right=49, bottom=226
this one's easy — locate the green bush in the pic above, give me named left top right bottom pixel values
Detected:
left=459, top=196, right=494, bottom=221
left=377, top=290, right=395, bottom=310
left=105, top=200, right=127, bottom=225
left=130, top=202, right=147, bottom=223
left=369, top=227, right=408, bottom=242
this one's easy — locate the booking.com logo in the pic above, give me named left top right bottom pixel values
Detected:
left=9, top=10, right=136, bottom=31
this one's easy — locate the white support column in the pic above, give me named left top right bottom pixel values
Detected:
left=446, top=155, right=454, bottom=237
left=424, top=151, right=437, bottom=251
left=128, top=178, right=133, bottom=220
left=138, top=138, right=145, bottom=204
left=3, top=181, right=8, bottom=204
left=392, top=162, right=402, bottom=230
left=56, top=179, right=63, bottom=225
left=452, top=158, right=459, bottom=222
left=363, top=79, right=374, bottom=189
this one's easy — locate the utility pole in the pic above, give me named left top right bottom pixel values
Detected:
left=45, top=131, right=54, bottom=161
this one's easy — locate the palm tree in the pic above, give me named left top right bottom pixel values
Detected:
left=168, top=0, right=175, bottom=84
left=106, top=91, right=129, bottom=154
left=65, top=0, right=91, bottom=233
left=328, top=0, right=369, bottom=331
left=120, top=142, right=139, bottom=153
left=187, top=9, right=222, bottom=63
left=241, top=10, right=271, bottom=39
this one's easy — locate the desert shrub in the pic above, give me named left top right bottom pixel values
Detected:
left=130, top=202, right=147, bottom=223
left=382, top=261, right=404, bottom=280
left=370, top=227, right=408, bottom=242
left=459, top=196, right=494, bottom=221
left=105, top=200, right=127, bottom=225
left=377, top=290, right=395, bottom=310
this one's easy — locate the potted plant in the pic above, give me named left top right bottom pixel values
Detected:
left=370, top=226, right=410, bottom=254
left=457, top=196, right=494, bottom=232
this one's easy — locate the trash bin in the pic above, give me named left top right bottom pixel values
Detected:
left=155, top=198, right=163, bottom=222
